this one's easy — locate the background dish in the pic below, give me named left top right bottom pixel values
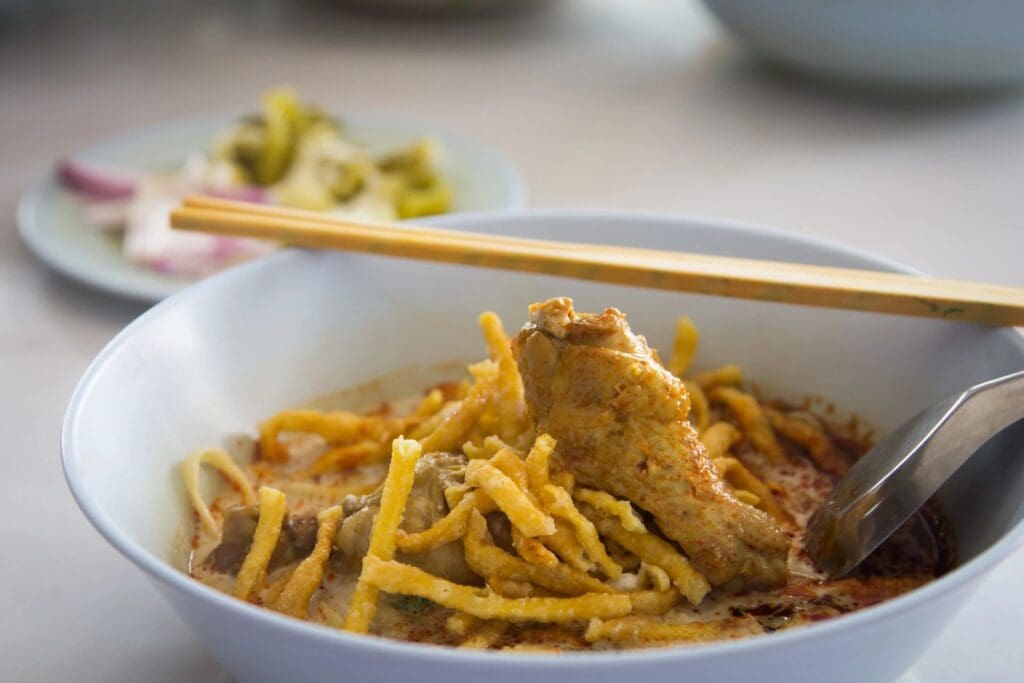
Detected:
left=702, top=0, right=1024, bottom=89
left=19, top=112, right=526, bottom=302
left=62, top=210, right=1024, bottom=683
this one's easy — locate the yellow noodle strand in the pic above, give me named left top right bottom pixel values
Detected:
left=344, top=437, right=423, bottom=633
left=181, top=447, right=256, bottom=533
left=542, top=484, right=622, bottom=580
left=273, top=505, right=345, bottom=617
left=668, top=317, right=699, bottom=378
left=684, top=380, right=711, bottom=433
left=465, top=460, right=555, bottom=537
left=700, top=421, right=742, bottom=460
left=714, top=457, right=787, bottom=521
left=361, top=556, right=632, bottom=623
left=692, top=364, right=743, bottom=389
left=708, top=386, right=787, bottom=463
left=572, top=487, right=645, bottom=533
left=587, top=508, right=709, bottom=605
left=232, top=487, right=287, bottom=601
left=479, top=312, right=529, bottom=443
left=464, top=511, right=611, bottom=595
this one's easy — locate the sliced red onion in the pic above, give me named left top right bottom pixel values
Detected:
left=81, top=199, right=131, bottom=232
left=57, top=158, right=141, bottom=200
left=123, top=192, right=276, bottom=277
left=143, top=235, right=275, bottom=276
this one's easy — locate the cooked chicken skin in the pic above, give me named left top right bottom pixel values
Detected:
left=512, top=298, right=790, bottom=590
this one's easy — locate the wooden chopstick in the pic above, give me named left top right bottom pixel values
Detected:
left=170, top=196, right=1024, bottom=326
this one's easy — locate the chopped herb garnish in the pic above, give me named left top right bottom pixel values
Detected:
left=390, top=595, right=436, bottom=615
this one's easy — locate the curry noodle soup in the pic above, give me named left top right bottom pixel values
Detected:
left=177, top=298, right=952, bottom=651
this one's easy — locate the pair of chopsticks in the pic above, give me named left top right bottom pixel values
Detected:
left=170, top=196, right=1024, bottom=326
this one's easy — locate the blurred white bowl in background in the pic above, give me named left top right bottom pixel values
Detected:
left=701, top=0, right=1024, bottom=89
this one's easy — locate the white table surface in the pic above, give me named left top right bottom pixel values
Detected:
left=2, top=1, right=1022, bottom=680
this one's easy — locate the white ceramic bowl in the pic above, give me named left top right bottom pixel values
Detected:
left=701, top=0, right=1024, bottom=89
left=63, top=210, right=1024, bottom=683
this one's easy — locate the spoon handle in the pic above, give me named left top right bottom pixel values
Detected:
left=962, top=370, right=1024, bottom=441
left=911, top=370, right=1024, bottom=493
left=808, top=369, right=1024, bottom=576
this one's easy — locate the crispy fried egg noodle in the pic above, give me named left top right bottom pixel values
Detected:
left=177, top=306, right=942, bottom=651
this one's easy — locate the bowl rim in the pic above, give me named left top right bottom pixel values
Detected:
left=61, top=208, right=1024, bottom=668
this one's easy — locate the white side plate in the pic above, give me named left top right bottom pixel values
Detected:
left=18, top=112, right=527, bottom=302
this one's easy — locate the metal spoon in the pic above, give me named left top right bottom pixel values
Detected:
left=806, top=369, right=1024, bottom=577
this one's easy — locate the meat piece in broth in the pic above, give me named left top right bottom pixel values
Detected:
left=208, top=453, right=477, bottom=585
left=512, top=297, right=790, bottom=590
left=206, top=506, right=319, bottom=574
left=336, top=452, right=478, bottom=585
